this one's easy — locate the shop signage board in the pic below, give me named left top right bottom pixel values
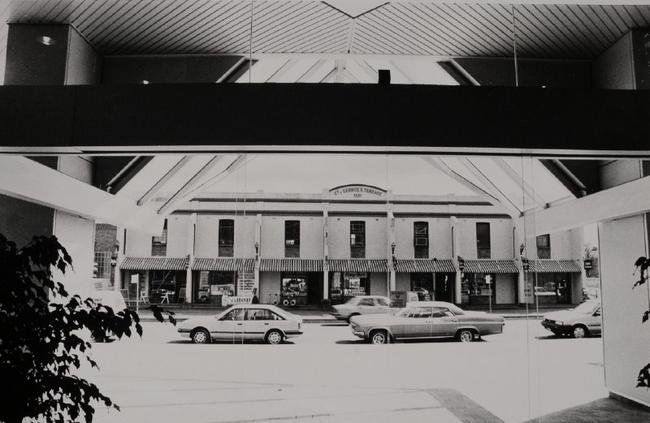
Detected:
left=329, top=184, right=387, bottom=199
left=583, top=259, right=593, bottom=270
left=237, top=272, right=256, bottom=295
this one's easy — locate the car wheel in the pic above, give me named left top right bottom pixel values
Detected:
left=457, top=329, right=475, bottom=343
left=370, top=330, right=389, bottom=345
left=265, top=329, right=284, bottom=345
left=191, top=328, right=210, bottom=344
left=572, top=325, right=588, bottom=339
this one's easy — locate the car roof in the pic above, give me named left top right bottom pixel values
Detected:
left=406, top=301, right=456, bottom=308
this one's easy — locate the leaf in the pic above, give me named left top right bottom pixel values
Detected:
left=633, top=278, right=647, bottom=289
left=643, top=310, right=650, bottom=324
left=637, top=363, right=650, bottom=388
left=168, top=315, right=177, bottom=326
left=634, top=257, right=647, bottom=267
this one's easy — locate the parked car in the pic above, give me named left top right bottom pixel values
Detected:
left=177, top=304, right=303, bottom=344
left=330, top=295, right=392, bottom=322
left=541, top=300, right=601, bottom=338
left=349, top=301, right=505, bottom=344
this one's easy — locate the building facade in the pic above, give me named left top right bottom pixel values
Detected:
left=117, top=184, right=585, bottom=307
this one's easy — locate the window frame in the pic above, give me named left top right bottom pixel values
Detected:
left=476, top=222, right=491, bottom=259
left=284, top=220, right=300, bottom=258
left=218, top=219, right=235, bottom=257
left=350, top=220, right=366, bottom=258
left=536, top=234, right=551, bottom=259
left=414, top=221, right=429, bottom=259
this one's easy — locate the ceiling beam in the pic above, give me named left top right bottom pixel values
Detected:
left=137, top=155, right=192, bottom=206
left=457, top=158, right=522, bottom=216
left=421, top=156, right=517, bottom=217
left=522, top=175, right=650, bottom=235
left=492, top=157, right=546, bottom=208
left=157, top=156, right=225, bottom=215
left=0, top=156, right=164, bottom=235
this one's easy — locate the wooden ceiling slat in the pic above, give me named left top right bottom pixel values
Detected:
left=438, top=3, right=510, bottom=55
left=415, top=3, right=487, bottom=55
left=145, top=0, right=232, bottom=53
left=377, top=5, right=446, bottom=54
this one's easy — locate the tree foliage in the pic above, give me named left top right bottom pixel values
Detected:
left=633, top=256, right=650, bottom=388
left=0, top=234, right=174, bottom=422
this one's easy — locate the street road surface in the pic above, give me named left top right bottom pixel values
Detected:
left=79, top=319, right=606, bottom=423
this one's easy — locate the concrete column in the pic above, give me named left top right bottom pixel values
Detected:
left=185, top=213, right=197, bottom=303
left=451, top=216, right=462, bottom=304
left=322, top=208, right=329, bottom=300
left=387, top=206, right=396, bottom=292
left=255, top=213, right=262, bottom=295
left=114, top=226, right=126, bottom=293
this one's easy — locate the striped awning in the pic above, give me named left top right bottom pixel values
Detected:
left=463, top=260, right=519, bottom=274
left=192, top=258, right=255, bottom=272
left=327, top=259, right=388, bottom=273
left=528, top=260, right=582, bottom=273
left=394, top=259, right=456, bottom=273
left=121, top=257, right=188, bottom=271
left=260, top=258, right=323, bottom=272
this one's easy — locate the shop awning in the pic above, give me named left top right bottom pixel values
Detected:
left=121, top=257, right=188, bottom=271
left=394, top=259, right=456, bottom=273
left=463, top=260, right=519, bottom=274
left=192, top=258, right=255, bottom=272
left=260, top=258, right=323, bottom=272
left=528, top=260, right=582, bottom=273
left=327, top=259, right=388, bottom=273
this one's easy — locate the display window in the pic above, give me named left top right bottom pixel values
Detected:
left=281, top=273, right=308, bottom=306
left=532, top=273, right=572, bottom=304
left=149, top=270, right=186, bottom=303
left=330, top=272, right=370, bottom=302
left=196, top=271, right=236, bottom=304
left=461, top=273, right=496, bottom=305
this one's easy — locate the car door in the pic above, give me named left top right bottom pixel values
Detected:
left=400, top=307, right=434, bottom=338
left=430, top=307, right=459, bottom=337
left=214, top=308, right=246, bottom=342
left=588, top=306, right=602, bottom=335
left=372, top=297, right=391, bottom=314
left=356, top=297, right=377, bottom=315
left=244, top=308, right=279, bottom=340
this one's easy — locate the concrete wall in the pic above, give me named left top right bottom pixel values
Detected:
left=599, top=160, right=643, bottom=190
left=167, top=215, right=189, bottom=257
left=65, top=26, right=101, bottom=85
left=599, top=214, right=650, bottom=407
left=393, top=217, right=453, bottom=258
left=259, top=271, right=281, bottom=303
left=495, top=274, right=516, bottom=304
left=194, top=215, right=257, bottom=258
left=593, top=32, right=635, bottom=90
left=370, top=272, right=388, bottom=296
left=328, top=216, right=388, bottom=258
left=455, top=218, right=513, bottom=259
left=261, top=216, right=324, bottom=259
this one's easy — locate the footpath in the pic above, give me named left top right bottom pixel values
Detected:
left=133, top=305, right=563, bottom=323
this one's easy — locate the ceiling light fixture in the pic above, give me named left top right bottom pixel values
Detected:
left=36, top=35, right=55, bottom=46
left=141, top=80, right=150, bottom=85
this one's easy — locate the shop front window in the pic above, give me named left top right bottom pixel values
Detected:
left=533, top=273, right=572, bottom=304
left=411, top=273, right=433, bottom=300
left=149, top=270, right=186, bottom=303
left=461, top=273, right=496, bottom=305
left=196, top=271, right=235, bottom=304
left=281, top=273, right=308, bottom=305
left=330, top=272, right=370, bottom=302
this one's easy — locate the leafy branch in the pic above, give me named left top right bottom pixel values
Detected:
left=0, top=234, right=175, bottom=422
left=633, top=256, right=650, bottom=388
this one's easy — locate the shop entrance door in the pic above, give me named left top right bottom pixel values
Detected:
left=307, top=273, right=323, bottom=305
left=435, top=273, right=454, bottom=302
left=411, top=273, right=434, bottom=301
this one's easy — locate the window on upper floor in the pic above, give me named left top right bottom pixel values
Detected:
left=285, top=220, right=300, bottom=258
left=350, top=221, right=365, bottom=258
left=414, top=221, right=429, bottom=259
left=151, top=218, right=167, bottom=256
left=218, top=219, right=234, bottom=257
left=537, top=234, right=551, bottom=259
left=476, top=222, right=491, bottom=259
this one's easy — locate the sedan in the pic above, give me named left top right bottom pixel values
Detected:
left=177, top=304, right=303, bottom=344
left=349, top=301, right=505, bottom=344
left=541, top=300, right=601, bottom=338
left=330, top=295, right=392, bottom=322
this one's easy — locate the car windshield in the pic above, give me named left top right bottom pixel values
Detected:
left=447, top=304, right=464, bottom=315
left=573, top=301, right=598, bottom=314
